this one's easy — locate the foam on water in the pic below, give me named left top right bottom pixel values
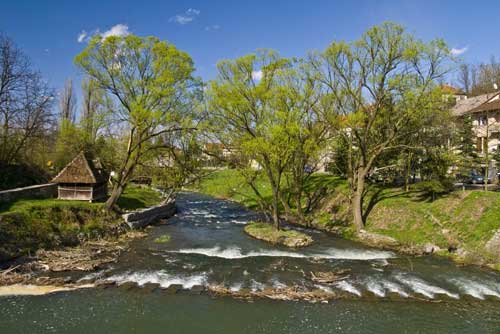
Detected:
left=363, top=278, right=409, bottom=298
left=231, top=220, right=248, bottom=225
left=335, top=280, right=362, bottom=296
left=448, top=277, right=500, bottom=300
left=394, top=274, right=459, bottom=299
left=271, top=279, right=287, bottom=289
left=229, top=282, right=243, bottom=292
left=170, top=245, right=394, bottom=260
left=314, top=284, right=334, bottom=293
left=250, top=279, right=265, bottom=292
left=365, top=281, right=386, bottom=297
left=105, top=271, right=207, bottom=289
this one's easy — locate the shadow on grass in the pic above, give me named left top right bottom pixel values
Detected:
left=116, top=197, right=147, bottom=211
left=361, top=185, right=433, bottom=222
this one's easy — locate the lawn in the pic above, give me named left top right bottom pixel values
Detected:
left=117, top=185, right=163, bottom=211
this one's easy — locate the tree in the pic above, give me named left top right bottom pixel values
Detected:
left=457, top=63, right=471, bottom=94
left=315, top=22, right=451, bottom=231
left=0, top=34, right=55, bottom=165
left=75, top=34, right=200, bottom=210
left=207, top=50, right=327, bottom=229
left=455, top=115, right=479, bottom=174
left=80, top=77, right=111, bottom=146
left=59, top=79, right=77, bottom=124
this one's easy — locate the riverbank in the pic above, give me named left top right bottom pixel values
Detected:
left=0, top=187, right=162, bottom=265
left=191, top=169, right=500, bottom=270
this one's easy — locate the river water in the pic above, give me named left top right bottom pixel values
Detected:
left=1, top=192, right=500, bottom=333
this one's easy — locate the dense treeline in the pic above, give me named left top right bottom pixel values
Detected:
left=0, top=22, right=492, bottom=232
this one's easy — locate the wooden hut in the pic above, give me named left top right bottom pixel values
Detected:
left=51, top=152, right=108, bottom=202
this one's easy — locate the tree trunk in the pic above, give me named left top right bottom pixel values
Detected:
left=105, top=182, right=124, bottom=211
left=405, top=152, right=412, bottom=192
left=352, top=168, right=366, bottom=232
left=270, top=185, right=280, bottom=230
left=295, top=194, right=306, bottom=225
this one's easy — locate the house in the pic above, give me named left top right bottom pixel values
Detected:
left=452, top=90, right=500, bottom=154
left=51, top=152, right=108, bottom=202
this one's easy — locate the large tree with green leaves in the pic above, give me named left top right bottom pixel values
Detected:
left=315, top=22, right=451, bottom=231
left=75, top=34, right=200, bottom=210
left=207, top=50, right=328, bottom=229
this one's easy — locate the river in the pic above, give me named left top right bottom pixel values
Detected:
left=1, top=192, right=500, bottom=333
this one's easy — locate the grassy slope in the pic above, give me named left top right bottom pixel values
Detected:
left=0, top=185, right=163, bottom=262
left=193, top=169, right=500, bottom=264
left=366, top=189, right=500, bottom=260
left=193, top=169, right=272, bottom=209
left=116, top=185, right=163, bottom=211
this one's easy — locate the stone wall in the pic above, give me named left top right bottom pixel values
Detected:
left=0, top=183, right=57, bottom=203
left=122, top=200, right=176, bottom=229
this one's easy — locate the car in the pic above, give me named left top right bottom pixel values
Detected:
left=467, top=173, right=492, bottom=184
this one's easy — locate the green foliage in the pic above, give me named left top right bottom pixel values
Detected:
left=54, top=119, right=87, bottom=170
left=207, top=50, right=329, bottom=227
left=455, top=115, right=480, bottom=172
left=75, top=34, right=201, bottom=209
left=0, top=163, right=49, bottom=191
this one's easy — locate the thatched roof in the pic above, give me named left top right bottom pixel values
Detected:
left=51, top=152, right=108, bottom=184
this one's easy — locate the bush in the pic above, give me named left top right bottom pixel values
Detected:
left=411, top=179, right=454, bottom=199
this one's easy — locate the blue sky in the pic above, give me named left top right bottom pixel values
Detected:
left=1, top=0, right=499, bottom=97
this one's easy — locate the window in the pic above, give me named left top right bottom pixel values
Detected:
left=478, top=115, right=488, bottom=126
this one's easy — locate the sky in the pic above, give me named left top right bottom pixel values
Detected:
left=1, top=0, right=499, bottom=102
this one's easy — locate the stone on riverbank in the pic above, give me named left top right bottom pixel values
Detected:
left=122, top=200, right=176, bottom=229
left=244, top=222, right=313, bottom=248
left=356, top=230, right=399, bottom=248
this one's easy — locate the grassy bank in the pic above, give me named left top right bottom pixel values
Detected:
left=0, top=185, right=163, bottom=263
left=193, top=169, right=500, bottom=267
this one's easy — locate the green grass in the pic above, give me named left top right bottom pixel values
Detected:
left=117, top=185, right=163, bottom=210
left=154, top=234, right=171, bottom=243
left=365, top=188, right=500, bottom=259
left=244, top=221, right=313, bottom=247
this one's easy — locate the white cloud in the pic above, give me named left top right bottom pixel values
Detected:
left=170, top=8, right=200, bottom=25
left=77, top=24, right=130, bottom=44
left=77, top=30, right=88, bottom=43
left=252, top=70, right=263, bottom=81
left=186, top=8, right=200, bottom=16
left=451, top=46, right=468, bottom=56
left=205, top=24, right=220, bottom=31
left=101, top=24, right=130, bottom=39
